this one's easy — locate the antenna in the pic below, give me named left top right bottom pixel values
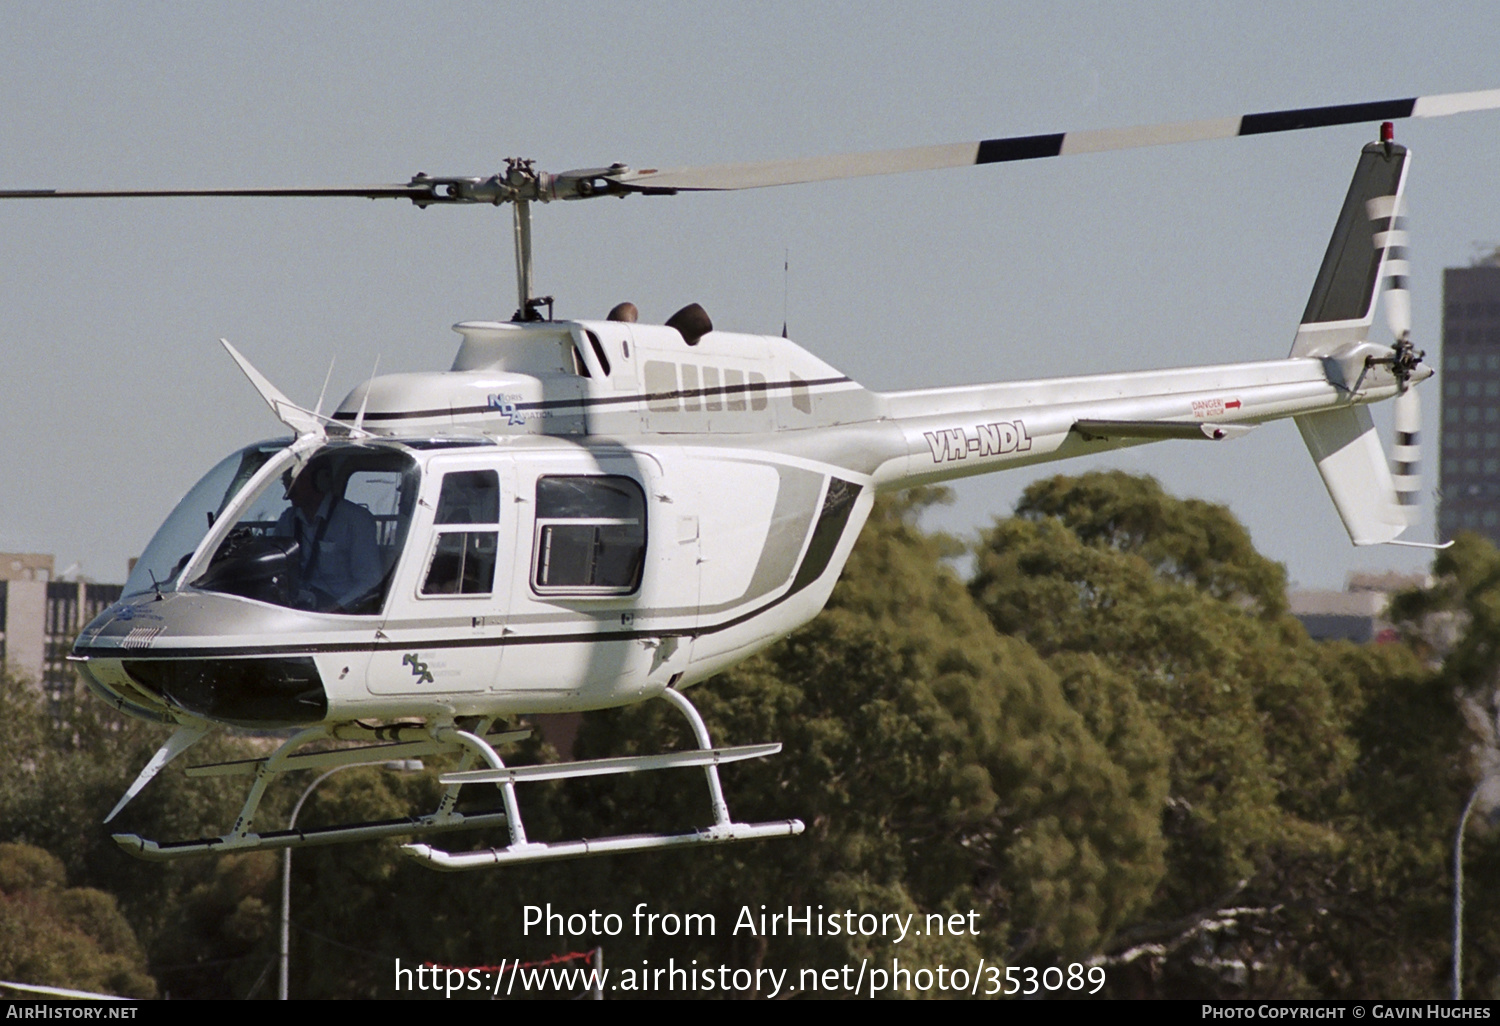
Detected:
left=353, top=356, right=381, bottom=436
left=314, top=357, right=336, bottom=419
left=782, top=248, right=789, bottom=338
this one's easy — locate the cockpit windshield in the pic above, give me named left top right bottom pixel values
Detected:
left=193, top=444, right=421, bottom=615
left=123, top=440, right=291, bottom=599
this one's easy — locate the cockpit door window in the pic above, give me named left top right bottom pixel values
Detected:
left=421, top=470, right=501, bottom=596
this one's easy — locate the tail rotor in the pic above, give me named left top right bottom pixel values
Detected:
left=1373, top=190, right=1424, bottom=519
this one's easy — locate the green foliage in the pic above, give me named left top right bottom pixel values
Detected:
left=0, top=842, right=155, bottom=998
left=971, top=489, right=1349, bottom=906
left=970, top=471, right=1488, bottom=997
left=3, top=472, right=1496, bottom=999
left=1015, top=470, right=1288, bottom=616
left=0, top=674, right=292, bottom=998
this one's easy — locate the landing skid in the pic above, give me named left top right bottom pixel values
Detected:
left=405, top=687, right=803, bottom=871
left=114, top=808, right=513, bottom=861
left=111, top=688, right=802, bottom=868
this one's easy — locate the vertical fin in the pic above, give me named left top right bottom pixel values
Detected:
left=1290, top=142, right=1410, bottom=358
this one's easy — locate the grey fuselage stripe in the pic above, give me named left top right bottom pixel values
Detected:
left=331, top=375, right=855, bottom=423
left=77, top=504, right=862, bottom=662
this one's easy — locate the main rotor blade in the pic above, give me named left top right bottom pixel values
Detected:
left=0, top=184, right=432, bottom=201
left=615, top=88, right=1500, bottom=192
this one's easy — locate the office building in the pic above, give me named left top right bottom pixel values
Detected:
left=0, top=553, right=123, bottom=700
left=1440, top=250, right=1500, bottom=542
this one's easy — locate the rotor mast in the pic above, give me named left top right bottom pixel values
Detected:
left=512, top=196, right=534, bottom=319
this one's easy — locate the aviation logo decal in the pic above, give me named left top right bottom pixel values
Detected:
left=1192, top=397, right=1242, bottom=418
left=924, top=420, right=1032, bottom=463
left=487, top=394, right=528, bottom=426
left=403, top=652, right=436, bottom=684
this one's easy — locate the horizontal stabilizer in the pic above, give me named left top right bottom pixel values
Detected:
left=1296, top=406, right=1410, bottom=545
left=1074, top=419, right=1259, bottom=442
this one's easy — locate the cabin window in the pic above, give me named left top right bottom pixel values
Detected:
left=532, top=475, right=646, bottom=595
left=645, top=361, right=677, bottom=412
left=749, top=371, right=768, bottom=411
left=586, top=331, right=612, bottom=376
left=725, top=368, right=747, bottom=411
left=681, top=364, right=701, bottom=411
left=126, top=439, right=290, bottom=598
left=789, top=373, right=811, bottom=414
left=422, top=471, right=500, bottom=595
left=703, top=367, right=722, bottom=411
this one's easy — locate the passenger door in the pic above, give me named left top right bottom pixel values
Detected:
left=368, top=454, right=516, bottom=696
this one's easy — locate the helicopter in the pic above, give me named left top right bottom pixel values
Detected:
left=8, top=88, right=1497, bottom=871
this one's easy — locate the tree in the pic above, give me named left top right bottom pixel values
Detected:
left=0, top=672, right=291, bottom=998
left=0, top=842, right=155, bottom=998
left=971, top=471, right=1475, bottom=997
left=1387, top=533, right=1500, bottom=997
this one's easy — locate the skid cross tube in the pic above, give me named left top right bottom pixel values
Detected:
left=403, top=686, right=803, bottom=870
left=111, top=721, right=527, bottom=861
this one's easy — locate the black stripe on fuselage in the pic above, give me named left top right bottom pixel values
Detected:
left=87, top=577, right=794, bottom=660
left=78, top=480, right=867, bottom=663
left=331, top=375, right=853, bottom=423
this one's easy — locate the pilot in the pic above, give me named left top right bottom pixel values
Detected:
left=274, top=465, right=383, bottom=612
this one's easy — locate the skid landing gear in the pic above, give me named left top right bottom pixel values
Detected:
left=404, top=687, right=803, bottom=870
left=111, top=688, right=801, bottom=868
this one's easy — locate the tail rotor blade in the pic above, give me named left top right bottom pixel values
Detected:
left=1392, top=386, right=1421, bottom=520
left=1368, top=190, right=1413, bottom=341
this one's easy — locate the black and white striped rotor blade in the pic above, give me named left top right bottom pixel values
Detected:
left=0, top=184, right=434, bottom=201
left=1368, top=191, right=1413, bottom=340
left=1392, top=385, right=1421, bottom=518
left=615, top=88, right=1500, bottom=192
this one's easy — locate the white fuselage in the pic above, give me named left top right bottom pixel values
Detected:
left=72, top=317, right=1399, bottom=730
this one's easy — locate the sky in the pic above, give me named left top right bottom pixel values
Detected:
left=2, top=2, right=1498, bottom=589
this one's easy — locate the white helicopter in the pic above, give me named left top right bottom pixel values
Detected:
left=10, top=89, right=1497, bottom=871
